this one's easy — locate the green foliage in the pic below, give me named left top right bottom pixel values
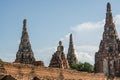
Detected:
left=70, top=62, right=94, bottom=73
left=83, top=62, right=94, bottom=72
left=77, top=62, right=84, bottom=71
left=70, top=63, right=79, bottom=70
left=0, top=58, right=3, bottom=62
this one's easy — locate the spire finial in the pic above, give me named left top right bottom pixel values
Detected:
left=59, top=41, right=62, bottom=46
left=23, top=19, right=27, bottom=31
left=70, top=33, right=73, bottom=41
left=105, top=2, right=113, bottom=24
left=70, top=33, right=72, bottom=37
left=23, top=19, right=27, bottom=26
left=69, top=33, right=73, bottom=45
left=107, top=2, right=111, bottom=12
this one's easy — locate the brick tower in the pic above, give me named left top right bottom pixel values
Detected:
left=49, top=41, right=69, bottom=69
left=67, top=34, right=78, bottom=66
left=95, top=2, right=120, bottom=77
left=15, top=19, right=35, bottom=64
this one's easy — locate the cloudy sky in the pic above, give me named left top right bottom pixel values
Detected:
left=1, top=0, right=120, bottom=66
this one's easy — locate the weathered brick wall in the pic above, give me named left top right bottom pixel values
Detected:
left=0, top=62, right=119, bottom=80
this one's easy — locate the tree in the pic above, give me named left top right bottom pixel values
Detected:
left=0, top=58, right=2, bottom=62
left=70, top=63, right=79, bottom=70
left=83, top=62, right=94, bottom=73
left=77, top=62, right=84, bottom=71
left=70, top=62, right=94, bottom=73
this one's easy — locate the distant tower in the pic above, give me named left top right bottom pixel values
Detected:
left=49, top=41, right=69, bottom=69
left=95, top=2, right=120, bottom=77
left=15, top=19, right=35, bottom=64
left=67, top=34, right=78, bottom=66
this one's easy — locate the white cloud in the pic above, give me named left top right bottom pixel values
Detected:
left=60, top=33, right=70, bottom=42
left=114, top=15, right=120, bottom=37
left=75, top=45, right=98, bottom=53
left=74, top=45, right=98, bottom=65
left=65, top=33, right=71, bottom=39
left=114, top=15, right=120, bottom=25
left=71, top=14, right=120, bottom=33
left=76, top=52, right=94, bottom=65
left=71, top=21, right=104, bottom=32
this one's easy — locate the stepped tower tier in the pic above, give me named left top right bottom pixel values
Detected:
left=15, top=19, right=35, bottom=64
left=94, top=2, right=120, bottom=77
left=67, top=34, right=78, bottom=66
left=49, top=41, right=69, bottom=69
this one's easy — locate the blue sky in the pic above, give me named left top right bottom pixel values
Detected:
left=1, top=0, right=120, bottom=66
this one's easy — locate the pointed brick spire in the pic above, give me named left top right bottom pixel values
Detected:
left=67, top=34, right=78, bottom=66
left=107, top=2, right=111, bottom=12
left=70, top=34, right=73, bottom=47
left=95, top=3, right=120, bottom=77
left=23, top=19, right=27, bottom=31
left=105, top=2, right=113, bottom=25
left=103, top=2, right=118, bottom=40
left=15, top=19, right=35, bottom=64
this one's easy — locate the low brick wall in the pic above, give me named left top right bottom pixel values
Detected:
left=0, top=62, right=118, bottom=80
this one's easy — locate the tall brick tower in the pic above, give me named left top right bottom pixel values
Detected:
left=67, top=34, right=78, bottom=66
left=95, top=2, right=120, bottom=77
left=15, top=19, right=35, bottom=64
